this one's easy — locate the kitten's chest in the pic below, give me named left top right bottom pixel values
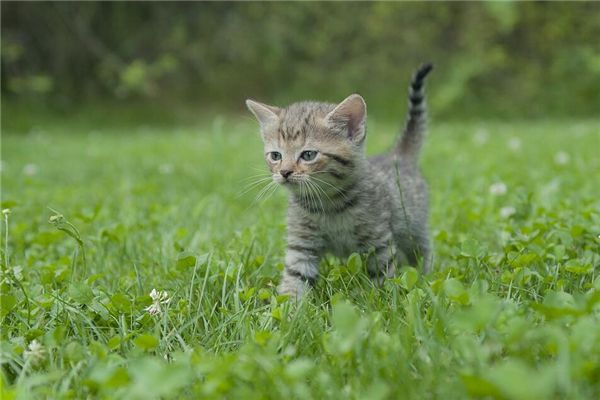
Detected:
left=318, top=213, right=360, bottom=257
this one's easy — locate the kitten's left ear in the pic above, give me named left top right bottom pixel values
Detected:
left=325, top=94, right=367, bottom=142
left=245, top=99, right=281, bottom=127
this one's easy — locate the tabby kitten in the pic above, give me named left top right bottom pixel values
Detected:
left=246, top=64, right=433, bottom=298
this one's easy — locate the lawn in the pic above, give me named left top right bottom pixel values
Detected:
left=1, top=115, right=599, bottom=399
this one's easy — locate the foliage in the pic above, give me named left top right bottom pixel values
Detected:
left=2, top=2, right=600, bottom=118
left=1, top=115, right=599, bottom=399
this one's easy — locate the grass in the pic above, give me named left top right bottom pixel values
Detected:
left=1, top=114, right=599, bottom=399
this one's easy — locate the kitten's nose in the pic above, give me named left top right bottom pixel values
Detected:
left=280, top=170, right=293, bottom=179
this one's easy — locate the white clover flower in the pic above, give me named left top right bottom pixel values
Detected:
left=489, top=182, right=507, bottom=196
left=23, top=340, right=46, bottom=364
left=473, top=129, right=489, bottom=145
left=11, top=266, right=23, bottom=281
left=23, top=164, right=39, bottom=176
left=500, top=206, right=516, bottom=219
left=48, top=214, right=64, bottom=224
left=145, top=289, right=171, bottom=315
left=158, top=163, right=174, bottom=175
left=554, top=151, right=570, bottom=166
left=507, top=138, right=522, bottom=151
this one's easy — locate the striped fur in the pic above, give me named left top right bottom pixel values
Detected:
left=247, top=64, right=433, bottom=298
left=397, top=63, right=433, bottom=161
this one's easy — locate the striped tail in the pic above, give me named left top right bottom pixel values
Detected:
left=396, top=63, right=434, bottom=162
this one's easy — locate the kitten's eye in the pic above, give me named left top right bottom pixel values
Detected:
left=269, top=151, right=282, bottom=161
left=300, top=150, right=318, bottom=161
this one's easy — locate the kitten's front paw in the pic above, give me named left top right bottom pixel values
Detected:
left=278, top=275, right=309, bottom=300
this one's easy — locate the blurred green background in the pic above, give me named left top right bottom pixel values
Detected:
left=3, top=1, right=600, bottom=128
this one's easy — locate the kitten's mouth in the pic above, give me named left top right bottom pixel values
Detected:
left=276, top=176, right=301, bottom=186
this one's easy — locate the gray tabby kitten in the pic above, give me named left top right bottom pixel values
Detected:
left=246, top=64, right=433, bottom=298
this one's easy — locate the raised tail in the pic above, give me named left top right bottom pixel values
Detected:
left=396, top=63, right=434, bottom=162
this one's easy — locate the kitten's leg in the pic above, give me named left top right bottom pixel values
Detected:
left=366, top=242, right=396, bottom=285
left=420, top=240, right=433, bottom=274
left=278, top=244, right=321, bottom=299
left=402, top=232, right=432, bottom=273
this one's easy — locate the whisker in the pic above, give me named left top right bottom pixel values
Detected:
left=239, top=176, right=272, bottom=188
left=242, top=179, right=279, bottom=212
left=305, top=179, right=325, bottom=214
left=310, top=175, right=349, bottom=200
left=237, top=177, right=273, bottom=197
left=300, top=180, right=314, bottom=212
left=255, top=181, right=276, bottom=202
left=299, top=180, right=305, bottom=208
left=261, top=182, right=280, bottom=202
left=253, top=183, right=271, bottom=202
left=240, top=173, right=272, bottom=182
left=309, top=178, right=335, bottom=208
left=312, top=181, right=328, bottom=213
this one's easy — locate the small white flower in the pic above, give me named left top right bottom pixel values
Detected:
left=507, top=138, right=522, bottom=151
left=48, top=214, right=63, bottom=223
left=23, top=340, right=46, bottom=364
left=499, top=230, right=511, bottom=243
left=145, top=303, right=161, bottom=315
left=23, top=163, right=39, bottom=176
left=554, top=151, right=570, bottom=166
left=11, top=266, right=23, bottom=281
left=540, top=179, right=560, bottom=198
left=2, top=208, right=10, bottom=216
left=500, top=206, right=516, bottom=219
left=159, top=163, right=174, bottom=175
left=473, top=129, right=489, bottom=145
left=489, top=182, right=507, bottom=196
left=145, top=289, right=171, bottom=315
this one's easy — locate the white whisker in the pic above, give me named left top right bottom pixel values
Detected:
left=305, top=179, right=325, bottom=213
left=309, top=177, right=335, bottom=209
left=255, top=181, right=276, bottom=202
left=240, top=173, right=272, bottom=182
left=237, top=177, right=273, bottom=198
left=309, top=175, right=349, bottom=201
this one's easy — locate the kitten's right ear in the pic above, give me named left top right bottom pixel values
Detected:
left=245, top=99, right=281, bottom=127
left=325, top=94, right=367, bottom=143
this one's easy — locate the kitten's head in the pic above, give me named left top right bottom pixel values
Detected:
left=246, top=95, right=367, bottom=191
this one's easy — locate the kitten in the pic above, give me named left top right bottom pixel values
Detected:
left=246, top=64, right=433, bottom=298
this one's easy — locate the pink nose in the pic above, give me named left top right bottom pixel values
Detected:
left=280, top=170, right=293, bottom=179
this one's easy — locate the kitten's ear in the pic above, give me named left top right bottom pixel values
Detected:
left=245, top=99, right=281, bottom=127
left=325, top=94, right=367, bottom=142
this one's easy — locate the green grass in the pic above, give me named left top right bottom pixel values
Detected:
left=1, top=116, right=600, bottom=399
